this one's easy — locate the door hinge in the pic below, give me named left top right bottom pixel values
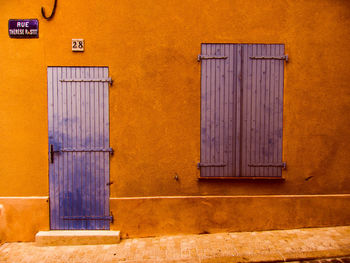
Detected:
left=60, top=77, right=113, bottom=85
left=249, top=55, right=288, bottom=62
left=197, top=55, right=228, bottom=62
left=197, top=163, right=226, bottom=168
left=248, top=162, right=286, bottom=169
left=58, top=148, right=113, bottom=153
left=61, top=215, right=113, bottom=221
left=49, top=145, right=113, bottom=163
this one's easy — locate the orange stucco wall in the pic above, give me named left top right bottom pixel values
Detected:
left=0, top=0, right=349, bottom=241
left=111, top=195, right=350, bottom=238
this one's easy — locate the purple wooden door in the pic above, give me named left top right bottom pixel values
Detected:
left=48, top=66, right=112, bottom=230
left=199, top=44, right=286, bottom=177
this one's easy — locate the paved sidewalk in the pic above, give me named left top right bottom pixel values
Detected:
left=0, top=226, right=349, bottom=263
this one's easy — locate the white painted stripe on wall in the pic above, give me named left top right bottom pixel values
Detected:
left=0, top=196, right=49, bottom=199
left=110, top=194, right=350, bottom=200
left=1, top=195, right=349, bottom=201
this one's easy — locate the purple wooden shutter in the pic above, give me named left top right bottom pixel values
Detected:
left=199, top=44, right=242, bottom=177
left=241, top=44, right=285, bottom=177
left=199, top=44, right=285, bottom=177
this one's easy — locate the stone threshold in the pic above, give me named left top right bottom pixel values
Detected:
left=35, top=230, right=120, bottom=246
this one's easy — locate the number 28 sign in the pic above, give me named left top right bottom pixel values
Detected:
left=72, top=39, right=84, bottom=52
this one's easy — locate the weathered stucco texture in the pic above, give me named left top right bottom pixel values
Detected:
left=111, top=195, right=350, bottom=238
left=0, top=0, right=349, bottom=240
left=0, top=198, right=49, bottom=242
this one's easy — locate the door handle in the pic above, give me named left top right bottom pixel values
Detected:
left=49, top=144, right=54, bottom=163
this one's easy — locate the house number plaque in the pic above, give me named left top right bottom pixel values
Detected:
left=72, top=39, right=85, bottom=52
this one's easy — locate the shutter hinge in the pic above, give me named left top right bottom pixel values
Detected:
left=197, top=163, right=226, bottom=168
left=248, top=162, right=286, bottom=169
left=197, top=55, right=228, bottom=62
left=249, top=55, right=288, bottom=62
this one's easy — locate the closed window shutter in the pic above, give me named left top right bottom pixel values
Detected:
left=241, top=44, right=285, bottom=177
left=199, top=44, right=242, bottom=177
left=199, top=44, right=285, bottom=178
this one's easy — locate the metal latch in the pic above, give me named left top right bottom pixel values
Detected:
left=197, top=55, right=228, bottom=62
left=249, top=55, right=288, bottom=62
left=248, top=162, right=286, bottom=169
left=197, top=163, right=226, bottom=168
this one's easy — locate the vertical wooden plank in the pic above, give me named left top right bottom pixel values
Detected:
left=76, top=67, right=83, bottom=229
left=269, top=45, right=277, bottom=177
left=96, top=67, right=101, bottom=229
left=71, top=67, right=77, bottom=229
left=90, top=67, right=96, bottom=229
left=219, top=44, right=225, bottom=177
left=200, top=44, right=207, bottom=177
left=53, top=67, right=59, bottom=229
left=214, top=44, right=220, bottom=177
left=251, top=45, right=257, bottom=177
left=240, top=45, right=245, bottom=176
left=204, top=44, right=209, bottom=176
left=273, top=45, right=280, bottom=177
left=84, top=67, right=91, bottom=230
left=58, top=67, right=64, bottom=229
left=232, top=44, right=237, bottom=176
left=51, top=67, right=56, bottom=229
left=241, top=44, right=247, bottom=176
left=213, top=44, right=218, bottom=176
left=246, top=45, right=253, bottom=177
left=98, top=67, right=104, bottom=229
left=205, top=44, right=211, bottom=177
left=209, top=44, right=216, bottom=176
left=80, top=68, right=86, bottom=229
left=103, top=67, right=110, bottom=229
left=94, top=67, right=100, bottom=228
left=272, top=45, right=280, bottom=177
left=278, top=44, right=284, bottom=177
left=236, top=45, right=242, bottom=176
left=265, top=45, right=272, bottom=177
left=260, top=45, right=267, bottom=177
left=256, top=44, right=263, bottom=176
left=61, top=67, right=67, bottom=229
left=68, top=67, right=73, bottom=229
left=48, top=67, right=54, bottom=229
left=228, top=44, right=234, bottom=177
left=240, top=44, right=249, bottom=176
left=223, top=44, right=230, bottom=177
left=64, top=68, right=69, bottom=229
left=76, top=67, right=82, bottom=229
left=86, top=68, right=95, bottom=229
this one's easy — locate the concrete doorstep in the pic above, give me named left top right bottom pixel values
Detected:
left=35, top=230, right=121, bottom=246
